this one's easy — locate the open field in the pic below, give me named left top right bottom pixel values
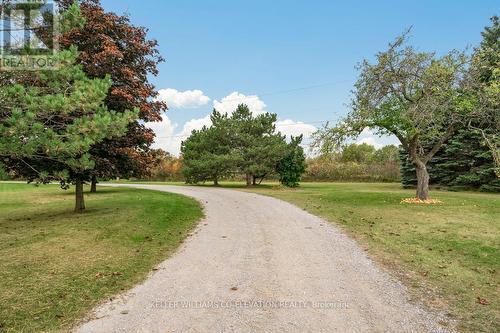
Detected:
left=237, top=182, right=499, bottom=333
left=0, top=183, right=202, bottom=332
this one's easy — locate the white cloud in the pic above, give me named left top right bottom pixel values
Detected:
left=276, top=119, right=317, bottom=140
left=147, top=91, right=319, bottom=156
left=146, top=114, right=212, bottom=156
left=213, top=91, right=266, bottom=115
left=355, top=128, right=399, bottom=149
left=157, top=88, right=210, bottom=109
left=357, top=136, right=384, bottom=149
left=145, top=114, right=179, bottom=154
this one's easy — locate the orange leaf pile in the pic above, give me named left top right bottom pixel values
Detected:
left=400, top=198, right=443, bottom=204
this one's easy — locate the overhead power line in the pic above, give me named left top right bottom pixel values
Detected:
left=209, top=80, right=352, bottom=104
left=153, top=118, right=337, bottom=139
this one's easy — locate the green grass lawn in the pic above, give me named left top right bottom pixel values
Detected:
left=0, top=183, right=203, bottom=333
left=236, top=182, right=499, bottom=333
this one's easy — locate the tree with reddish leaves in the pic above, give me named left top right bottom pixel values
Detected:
left=2, top=0, right=166, bottom=192
left=56, top=0, right=166, bottom=191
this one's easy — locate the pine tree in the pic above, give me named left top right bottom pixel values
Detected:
left=57, top=0, right=166, bottom=191
left=181, top=111, right=235, bottom=185
left=229, top=104, right=287, bottom=186
left=181, top=104, right=305, bottom=186
left=0, top=4, right=137, bottom=212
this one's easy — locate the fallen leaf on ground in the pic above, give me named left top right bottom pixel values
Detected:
left=476, top=297, right=490, bottom=305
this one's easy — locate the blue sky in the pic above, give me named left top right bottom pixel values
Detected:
left=101, top=0, right=498, bottom=155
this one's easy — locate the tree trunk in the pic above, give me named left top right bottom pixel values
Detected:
left=246, top=174, right=252, bottom=186
left=213, top=177, right=219, bottom=186
left=414, top=161, right=430, bottom=200
left=75, top=180, right=85, bottom=213
left=90, top=175, right=97, bottom=193
left=252, top=176, right=257, bottom=186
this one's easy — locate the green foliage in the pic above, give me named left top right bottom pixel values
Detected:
left=341, top=143, right=376, bottom=163
left=276, top=136, right=306, bottom=187
left=0, top=163, right=9, bottom=180
left=59, top=1, right=86, bottom=34
left=313, top=28, right=495, bottom=199
left=313, top=32, right=472, bottom=154
left=182, top=104, right=305, bottom=186
left=182, top=113, right=235, bottom=184
left=306, top=144, right=400, bottom=182
left=400, top=127, right=500, bottom=192
left=228, top=105, right=288, bottom=182
left=0, top=45, right=137, bottom=185
left=468, top=16, right=500, bottom=175
left=399, top=17, right=500, bottom=191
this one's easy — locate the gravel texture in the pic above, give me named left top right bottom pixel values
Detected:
left=76, top=184, right=452, bottom=333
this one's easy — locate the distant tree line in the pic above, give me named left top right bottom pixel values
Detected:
left=147, top=150, right=184, bottom=181
left=181, top=104, right=306, bottom=187
left=306, top=143, right=400, bottom=182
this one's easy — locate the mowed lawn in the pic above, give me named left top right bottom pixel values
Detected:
left=0, top=183, right=202, bottom=332
left=240, top=182, right=499, bottom=333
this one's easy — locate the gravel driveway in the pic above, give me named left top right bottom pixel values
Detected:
left=76, top=184, right=451, bottom=333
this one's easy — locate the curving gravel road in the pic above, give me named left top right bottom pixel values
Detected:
left=76, top=184, right=451, bottom=333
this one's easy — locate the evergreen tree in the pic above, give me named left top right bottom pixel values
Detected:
left=1, top=0, right=166, bottom=192
left=399, top=128, right=500, bottom=192
left=181, top=104, right=306, bottom=186
left=468, top=16, right=500, bottom=175
left=277, top=136, right=306, bottom=187
left=230, top=104, right=287, bottom=186
left=181, top=111, right=234, bottom=185
left=58, top=0, right=166, bottom=192
left=0, top=4, right=137, bottom=212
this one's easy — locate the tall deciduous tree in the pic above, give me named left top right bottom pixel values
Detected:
left=0, top=4, right=137, bottom=212
left=313, top=32, right=481, bottom=200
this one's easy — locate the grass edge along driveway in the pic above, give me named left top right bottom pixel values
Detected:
left=239, top=182, right=499, bottom=333
left=0, top=183, right=203, bottom=332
